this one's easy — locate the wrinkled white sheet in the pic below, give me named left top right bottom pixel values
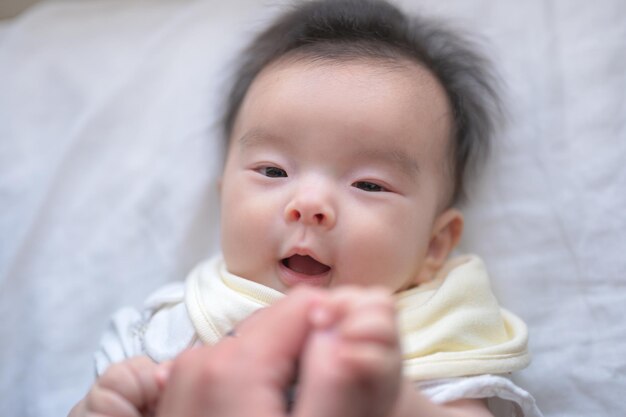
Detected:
left=0, top=1, right=624, bottom=416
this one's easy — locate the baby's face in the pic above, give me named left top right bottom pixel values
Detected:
left=220, top=58, right=458, bottom=293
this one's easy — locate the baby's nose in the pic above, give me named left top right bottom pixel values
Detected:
left=284, top=190, right=336, bottom=228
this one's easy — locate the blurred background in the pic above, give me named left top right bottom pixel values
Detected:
left=1, top=1, right=624, bottom=417
left=0, top=0, right=40, bottom=20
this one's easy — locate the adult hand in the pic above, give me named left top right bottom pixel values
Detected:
left=155, top=286, right=323, bottom=417
left=156, top=286, right=403, bottom=417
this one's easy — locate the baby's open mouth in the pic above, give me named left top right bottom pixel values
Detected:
left=281, top=254, right=331, bottom=276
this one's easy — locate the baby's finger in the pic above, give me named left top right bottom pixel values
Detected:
left=325, top=286, right=393, bottom=314
left=315, top=286, right=395, bottom=328
left=85, top=383, right=141, bottom=417
left=155, top=361, right=173, bottom=389
left=97, top=356, right=162, bottom=413
left=337, top=341, right=402, bottom=379
left=338, top=307, right=399, bottom=347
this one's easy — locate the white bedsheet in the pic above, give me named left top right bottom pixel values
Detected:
left=0, top=1, right=624, bottom=416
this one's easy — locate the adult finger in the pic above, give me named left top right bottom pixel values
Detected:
left=230, top=286, right=325, bottom=377
left=294, top=287, right=402, bottom=417
left=157, top=286, right=325, bottom=417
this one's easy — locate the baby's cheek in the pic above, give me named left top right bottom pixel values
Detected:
left=340, top=221, right=404, bottom=286
left=221, top=202, right=261, bottom=266
left=366, top=219, right=427, bottom=290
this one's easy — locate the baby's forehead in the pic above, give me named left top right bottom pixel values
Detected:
left=266, top=54, right=446, bottom=93
left=251, top=56, right=452, bottom=129
left=245, top=57, right=452, bottom=147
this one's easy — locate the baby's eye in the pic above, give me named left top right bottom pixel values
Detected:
left=352, top=181, right=386, bottom=192
left=259, top=166, right=288, bottom=178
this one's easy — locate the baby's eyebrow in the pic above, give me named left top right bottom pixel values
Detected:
left=238, top=128, right=291, bottom=149
left=356, top=147, right=420, bottom=179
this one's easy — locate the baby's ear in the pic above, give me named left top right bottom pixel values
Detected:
left=415, top=208, right=464, bottom=284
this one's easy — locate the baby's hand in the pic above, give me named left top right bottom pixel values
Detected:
left=68, top=355, right=169, bottom=417
left=295, top=287, right=403, bottom=417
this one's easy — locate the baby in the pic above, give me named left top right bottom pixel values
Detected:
left=70, top=1, right=542, bottom=416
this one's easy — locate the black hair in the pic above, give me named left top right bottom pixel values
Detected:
left=222, top=0, right=502, bottom=205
